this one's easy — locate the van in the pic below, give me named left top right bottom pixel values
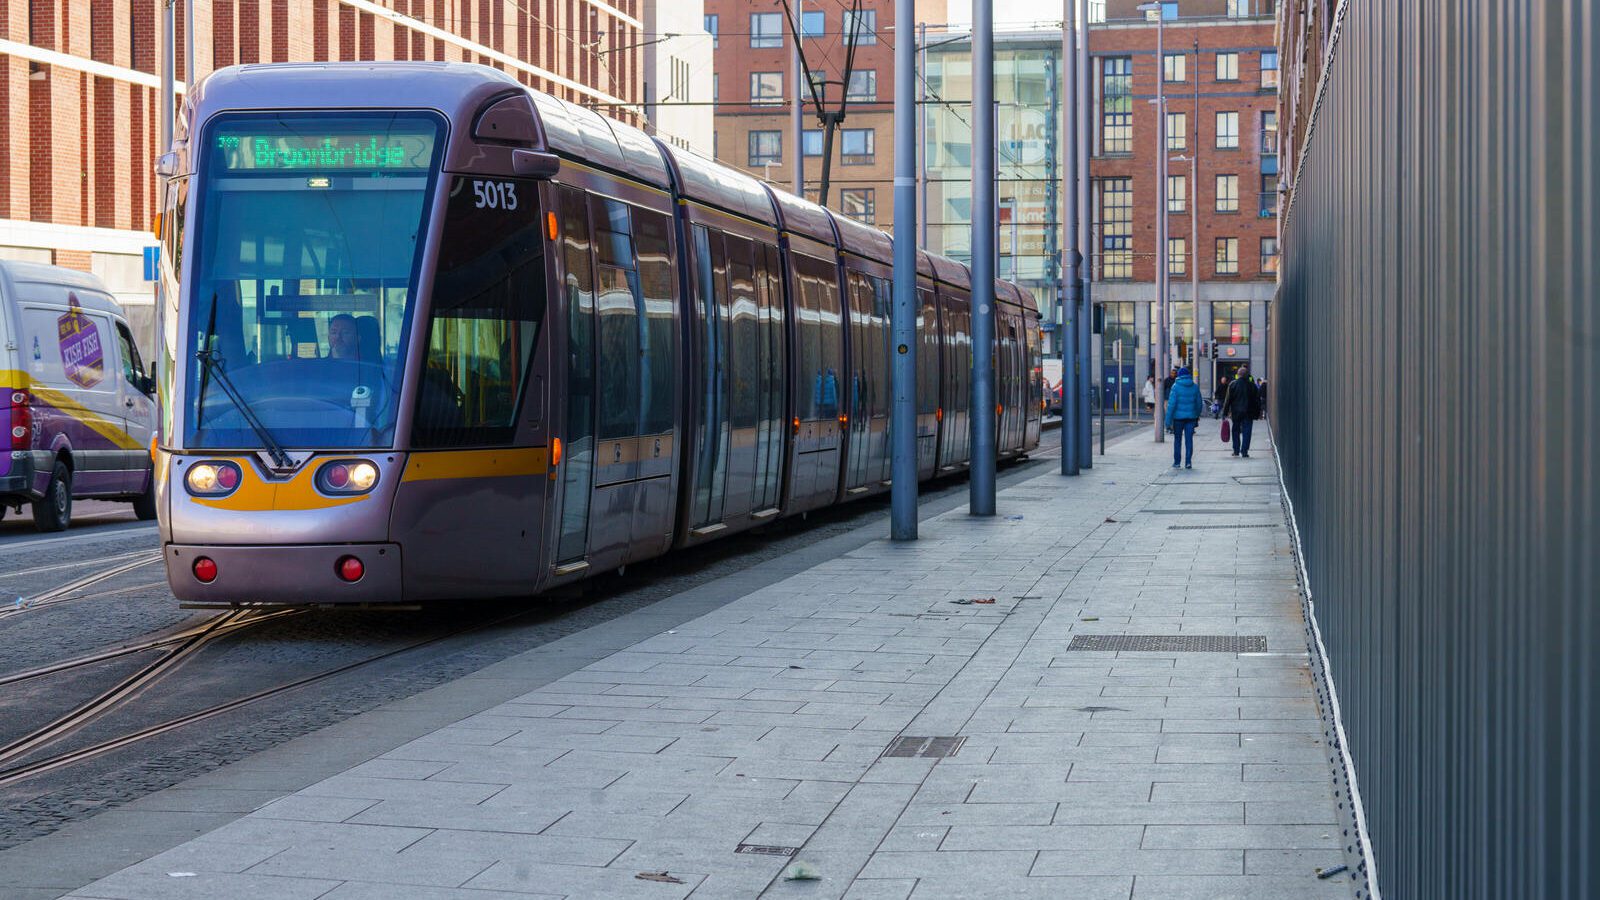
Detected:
left=0, top=260, right=158, bottom=531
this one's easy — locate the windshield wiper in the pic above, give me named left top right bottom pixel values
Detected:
left=195, top=348, right=293, bottom=470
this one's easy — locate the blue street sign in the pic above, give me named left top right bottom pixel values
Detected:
left=142, top=246, right=160, bottom=282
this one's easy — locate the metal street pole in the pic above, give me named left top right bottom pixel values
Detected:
left=970, top=0, right=997, bottom=516
left=890, top=0, right=918, bottom=540
left=1074, top=0, right=1093, bottom=469
left=1060, top=0, right=1080, bottom=476
left=792, top=0, right=805, bottom=196
left=1139, top=3, right=1167, bottom=442
left=185, top=0, right=194, bottom=89
left=919, top=21, right=929, bottom=249
left=160, top=1, right=174, bottom=160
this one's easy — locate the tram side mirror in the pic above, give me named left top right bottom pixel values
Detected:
left=511, top=149, right=559, bottom=178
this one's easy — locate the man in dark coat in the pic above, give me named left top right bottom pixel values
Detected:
left=1222, top=365, right=1263, bottom=457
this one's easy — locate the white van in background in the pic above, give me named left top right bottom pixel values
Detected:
left=0, top=260, right=158, bottom=531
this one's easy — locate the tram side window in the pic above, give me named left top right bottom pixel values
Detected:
left=413, top=176, right=546, bottom=447
left=591, top=196, right=640, bottom=443
left=725, top=235, right=759, bottom=430
left=633, top=209, right=676, bottom=436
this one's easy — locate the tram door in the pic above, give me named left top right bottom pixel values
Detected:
left=938, top=291, right=973, bottom=469
left=689, top=224, right=732, bottom=528
left=554, top=187, right=595, bottom=567
left=916, top=286, right=941, bottom=476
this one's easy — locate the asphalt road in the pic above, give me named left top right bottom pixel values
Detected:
left=0, top=429, right=1105, bottom=853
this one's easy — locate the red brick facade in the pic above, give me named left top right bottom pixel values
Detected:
left=1090, top=8, right=1279, bottom=284
left=1, top=1, right=646, bottom=273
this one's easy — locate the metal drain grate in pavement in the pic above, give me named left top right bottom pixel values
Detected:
left=1067, top=634, right=1268, bottom=653
left=882, top=736, right=967, bottom=758
left=736, top=844, right=800, bottom=857
left=1168, top=523, right=1282, bottom=530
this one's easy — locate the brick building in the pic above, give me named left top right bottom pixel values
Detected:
left=703, top=0, right=948, bottom=230
left=0, top=0, right=647, bottom=352
left=1087, top=0, right=1279, bottom=404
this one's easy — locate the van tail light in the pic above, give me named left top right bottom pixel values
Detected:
left=9, top=390, right=30, bottom=450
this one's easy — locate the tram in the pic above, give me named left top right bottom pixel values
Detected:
left=153, top=63, right=1041, bottom=605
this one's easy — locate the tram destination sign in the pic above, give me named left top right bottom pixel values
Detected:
left=216, top=132, right=434, bottom=171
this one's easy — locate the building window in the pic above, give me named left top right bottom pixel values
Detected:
left=1213, top=301, right=1250, bottom=343
left=1260, top=173, right=1278, bottom=216
left=841, top=188, right=875, bottom=224
left=1215, top=237, right=1239, bottom=275
left=1226, top=0, right=1253, bottom=17
left=750, top=12, right=784, bottom=48
left=842, top=9, right=877, bottom=44
left=1164, top=53, right=1186, bottom=83
left=1144, top=1, right=1178, bottom=20
left=807, top=68, right=827, bottom=100
left=1261, top=237, right=1279, bottom=274
left=1098, top=178, right=1133, bottom=280
left=705, top=14, right=718, bottom=48
left=1261, top=110, right=1279, bottom=152
left=1101, top=57, right=1132, bottom=154
left=841, top=128, right=875, bottom=164
left=803, top=129, right=823, bottom=157
left=750, top=71, right=783, bottom=105
left=1217, top=52, right=1239, bottom=82
left=1216, top=174, right=1239, bottom=212
left=1168, top=237, right=1187, bottom=276
left=1216, top=111, right=1240, bottom=149
left=801, top=10, right=825, bottom=37
left=1167, top=112, right=1187, bottom=151
left=1167, top=175, right=1186, bottom=213
left=846, top=69, right=877, bottom=101
left=748, top=130, right=782, bottom=166
left=712, top=74, right=718, bottom=101
left=1088, top=1, right=1107, bottom=24
left=1261, top=50, right=1279, bottom=89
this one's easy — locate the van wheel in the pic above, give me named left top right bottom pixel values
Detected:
left=132, top=476, right=158, bottom=521
left=32, top=462, right=72, bottom=533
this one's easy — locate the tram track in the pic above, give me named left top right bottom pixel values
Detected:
left=0, top=550, right=165, bottom=621
left=0, top=603, right=540, bottom=787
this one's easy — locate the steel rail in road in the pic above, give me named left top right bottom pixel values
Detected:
left=0, top=551, right=165, bottom=621
left=0, top=609, right=303, bottom=688
left=0, top=604, right=546, bottom=787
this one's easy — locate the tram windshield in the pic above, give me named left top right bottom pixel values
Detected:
left=184, top=111, right=443, bottom=449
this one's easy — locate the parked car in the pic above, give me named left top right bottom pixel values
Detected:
left=0, top=261, right=158, bottom=531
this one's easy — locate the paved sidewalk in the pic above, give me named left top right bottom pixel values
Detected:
left=56, top=428, right=1356, bottom=899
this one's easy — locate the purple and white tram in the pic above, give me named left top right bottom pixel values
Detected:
left=153, top=62, right=1041, bottom=605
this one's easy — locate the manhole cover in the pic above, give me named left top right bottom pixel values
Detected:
left=1168, top=523, right=1282, bottom=530
left=882, top=736, right=967, bottom=758
left=1067, top=634, right=1267, bottom=653
left=736, top=844, right=799, bottom=857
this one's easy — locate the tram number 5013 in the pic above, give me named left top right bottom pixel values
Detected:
left=471, top=180, right=518, bottom=211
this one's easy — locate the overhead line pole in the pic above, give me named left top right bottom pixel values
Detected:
left=1059, top=0, right=1079, bottom=476
left=1139, top=3, right=1168, bottom=443
left=1074, top=0, right=1093, bottom=468
left=792, top=0, right=805, bottom=196
left=890, top=0, right=918, bottom=540
left=969, top=0, right=997, bottom=516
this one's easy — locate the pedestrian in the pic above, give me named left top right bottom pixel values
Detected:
left=1141, top=376, right=1156, bottom=412
left=1222, top=364, right=1264, bottom=457
left=1164, top=366, right=1204, bottom=469
left=1161, top=367, right=1177, bottom=403
left=1212, top=375, right=1229, bottom=419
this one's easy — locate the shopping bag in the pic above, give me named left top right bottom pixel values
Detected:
left=1220, top=418, right=1231, bottom=443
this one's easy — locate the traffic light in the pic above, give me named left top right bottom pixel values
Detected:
left=1211, top=342, right=1219, bottom=359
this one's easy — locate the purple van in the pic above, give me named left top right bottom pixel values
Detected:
left=0, top=260, right=158, bottom=531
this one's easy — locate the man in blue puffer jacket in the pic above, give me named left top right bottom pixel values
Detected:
left=1164, top=366, right=1205, bottom=469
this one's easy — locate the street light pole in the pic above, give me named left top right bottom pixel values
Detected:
left=1138, top=3, right=1167, bottom=443
left=792, top=0, right=805, bottom=196
left=1060, top=0, right=1080, bottom=476
left=890, top=0, right=918, bottom=540
left=970, top=0, right=997, bottom=516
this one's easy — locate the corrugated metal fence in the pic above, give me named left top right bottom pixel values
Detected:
left=1273, top=1, right=1598, bottom=897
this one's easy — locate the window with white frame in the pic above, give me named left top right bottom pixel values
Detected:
left=1216, top=111, right=1240, bottom=149
left=1217, top=52, right=1239, bottom=81
left=1216, top=174, right=1239, bottom=212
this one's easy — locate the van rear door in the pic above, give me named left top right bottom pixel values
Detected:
left=113, top=320, right=155, bottom=491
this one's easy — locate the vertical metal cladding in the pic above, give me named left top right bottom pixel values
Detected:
left=1274, top=2, right=1598, bottom=898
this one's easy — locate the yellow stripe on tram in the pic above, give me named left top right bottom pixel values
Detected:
left=401, top=447, right=549, bottom=482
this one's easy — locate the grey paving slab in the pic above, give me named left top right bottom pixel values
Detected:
left=48, top=429, right=1354, bottom=900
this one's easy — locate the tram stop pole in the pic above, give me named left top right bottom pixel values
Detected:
left=1059, top=0, right=1080, bottom=477
left=890, top=0, right=919, bottom=540
left=969, top=0, right=998, bottom=516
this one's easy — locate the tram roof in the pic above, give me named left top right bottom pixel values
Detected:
left=654, top=141, right=777, bottom=226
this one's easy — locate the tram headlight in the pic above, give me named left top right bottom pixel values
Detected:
left=316, top=459, right=379, bottom=495
left=185, top=461, right=242, bottom=497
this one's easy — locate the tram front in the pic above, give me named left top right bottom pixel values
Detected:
left=158, top=64, right=556, bottom=605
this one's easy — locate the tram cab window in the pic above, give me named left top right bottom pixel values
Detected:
left=184, top=112, right=442, bottom=450
left=412, top=176, right=548, bottom=448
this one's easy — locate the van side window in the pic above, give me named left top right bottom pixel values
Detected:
left=115, top=322, right=144, bottom=384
